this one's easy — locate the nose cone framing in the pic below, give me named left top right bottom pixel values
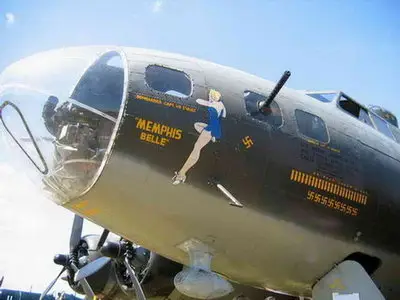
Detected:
left=0, top=46, right=128, bottom=204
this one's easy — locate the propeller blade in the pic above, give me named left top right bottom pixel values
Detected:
left=74, top=257, right=112, bottom=281
left=124, top=257, right=147, bottom=300
left=80, top=278, right=96, bottom=299
left=71, top=263, right=95, bottom=299
left=96, top=229, right=110, bottom=250
left=70, top=214, right=84, bottom=251
left=39, top=267, right=66, bottom=300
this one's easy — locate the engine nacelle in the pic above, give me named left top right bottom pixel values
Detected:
left=63, top=235, right=182, bottom=299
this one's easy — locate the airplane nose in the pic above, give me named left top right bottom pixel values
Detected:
left=0, top=47, right=128, bottom=204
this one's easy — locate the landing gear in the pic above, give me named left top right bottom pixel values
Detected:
left=312, top=260, right=385, bottom=300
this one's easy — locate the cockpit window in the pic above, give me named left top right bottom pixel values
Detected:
left=369, top=105, right=398, bottom=128
left=338, top=94, right=374, bottom=127
left=243, top=90, right=283, bottom=128
left=359, top=108, right=374, bottom=127
left=306, top=92, right=337, bottom=103
left=70, top=52, right=124, bottom=118
left=295, top=109, right=329, bottom=143
left=370, top=112, right=395, bottom=140
left=145, top=65, right=192, bottom=98
left=389, top=125, right=400, bottom=144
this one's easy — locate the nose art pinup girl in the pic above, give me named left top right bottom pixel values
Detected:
left=172, top=89, right=226, bottom=185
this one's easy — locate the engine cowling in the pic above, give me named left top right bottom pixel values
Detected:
left=63, top=235, right=183, bottom=300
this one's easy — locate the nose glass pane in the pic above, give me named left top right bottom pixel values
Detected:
left=0, top=86, right=120, bottom=202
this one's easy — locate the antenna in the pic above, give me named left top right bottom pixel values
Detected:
left=259, top=70, right=291, bottom=110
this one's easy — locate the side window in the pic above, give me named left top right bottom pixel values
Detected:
left=244, top=91, right=283, bottom=128
left=390, top=125, right=400, bottom=144
left=307, top=92, right=337, bottom=103
left=359, top=109, right=374, bottom=127
left=370, top=112, right=395, bottom=140
left=295, top=109, right=329, bottom=143
left=369, top=105, right=398, bottom=128
left=145, top=65, right=192, bottom=98
left=338, top=94, right=374, bottom=127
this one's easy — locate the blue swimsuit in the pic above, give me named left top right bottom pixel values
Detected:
left=204, top=106, right=223, bottom=139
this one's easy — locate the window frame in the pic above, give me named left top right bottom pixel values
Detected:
left=336, top=92, right=374, bottom=128
left=144, top=64, right=194, bottom=99
left=305, top=91, right=339, bottom=103
left=389, top=123, right=400, bottom=144
left=369, top=110, right=396, bottom=141
left=294, top=109, right=330, bottom=144
left=243, top=90, right=284, bottom=129
left=358, top=107, right=375, bottom=128
left=369, top=105, right=398, bottom=128
left=336, top=92, right=398, bottom=142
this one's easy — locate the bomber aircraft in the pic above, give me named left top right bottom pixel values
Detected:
left=0, top=46, right=399, bottom=300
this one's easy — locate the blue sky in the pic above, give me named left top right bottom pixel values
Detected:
left=0, top=0, right=399, bottom=295
left=1, top=0, right=400, bottom=113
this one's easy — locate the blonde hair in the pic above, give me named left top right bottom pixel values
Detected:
left=209, top=89, right=221, bottom=101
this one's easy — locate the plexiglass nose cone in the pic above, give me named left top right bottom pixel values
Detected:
left=0, top=47, right=127, bottom=204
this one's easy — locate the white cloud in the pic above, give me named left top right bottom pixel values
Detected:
left=0, top=159, right=104, bottom=294
left=152, top=0, right=163, bottom=13
left=5, top=13, right=15, bottom=26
